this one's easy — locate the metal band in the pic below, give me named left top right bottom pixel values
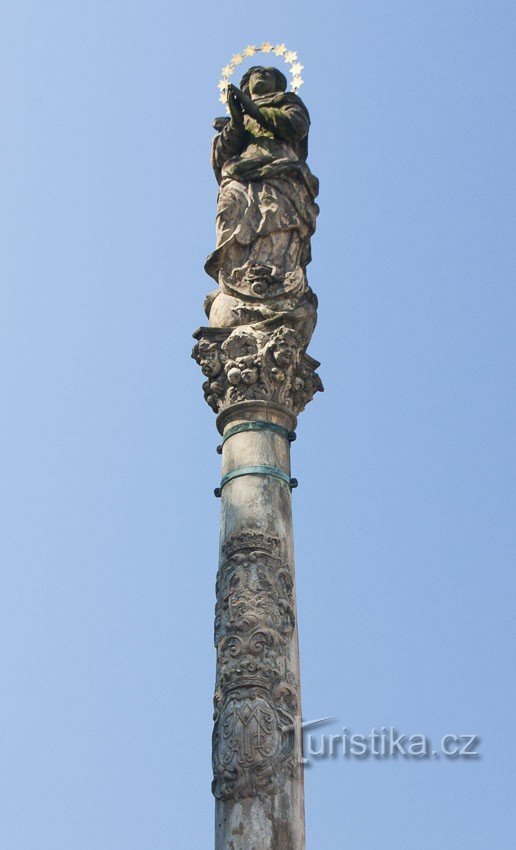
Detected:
left=217, top=420, right=296, bottom=454
left=214, top=465, right=298, bottom=497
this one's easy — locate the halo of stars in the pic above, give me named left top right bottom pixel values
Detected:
left=218, top=43, right=304, bottom=111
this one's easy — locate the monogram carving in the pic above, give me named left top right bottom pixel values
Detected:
left=212, top=532, right=298, bottom=800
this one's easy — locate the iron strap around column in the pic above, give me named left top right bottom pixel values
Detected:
left=216, top=420, right=296, bottom=454
left=214, top=465, right=298, bottom=497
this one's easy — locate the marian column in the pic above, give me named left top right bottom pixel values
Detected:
left=193, top=57, right=322, bottom=850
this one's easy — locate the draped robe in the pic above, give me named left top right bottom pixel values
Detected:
left=205, top=91, right=319, bottom=305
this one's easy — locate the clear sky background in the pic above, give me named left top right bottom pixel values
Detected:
left=1, top=1, right=515, bottom=848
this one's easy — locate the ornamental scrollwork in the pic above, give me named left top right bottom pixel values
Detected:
left=192, top=324, right=323, bottom=416
left=212, top=532, right=299, bottom=800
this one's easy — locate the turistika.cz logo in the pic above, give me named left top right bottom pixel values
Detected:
left=299, top=718, right=481, bottom=763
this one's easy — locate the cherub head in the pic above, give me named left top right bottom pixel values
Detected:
left=193, top=339, right=223, bottom=378
left=269, top=327, right=300, bottom=369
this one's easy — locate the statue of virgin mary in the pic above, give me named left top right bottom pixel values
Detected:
left=205, top=66, right=319, bottom=344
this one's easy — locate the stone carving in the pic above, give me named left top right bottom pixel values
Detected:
left=212, top=532, right=298, bottom=800
left=193, top=65, right=322, bottom=417
left=192, top=324, right=323, bottom=415
left=213, top=693, right=295, bottom=800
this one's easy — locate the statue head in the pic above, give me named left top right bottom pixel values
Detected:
left=269, top=327, right=300, bottom=369
left=240, top=66, right=287, bottom=98
left=193, top=339, right=223, bottom=378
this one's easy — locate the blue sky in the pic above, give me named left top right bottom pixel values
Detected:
left=1, top=1, right=515, bottom=848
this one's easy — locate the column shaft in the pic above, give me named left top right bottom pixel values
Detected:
left=213, top=407, right=305, bottom=850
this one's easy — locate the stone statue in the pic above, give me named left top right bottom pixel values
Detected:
left=194, top=65, right=323, bottom=417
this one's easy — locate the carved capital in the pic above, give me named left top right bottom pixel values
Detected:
left=192, top=323, right=323, bottom=417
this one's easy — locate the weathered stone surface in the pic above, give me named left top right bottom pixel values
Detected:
left=193, top=64, right=322, bottom=422
left=212, top=531, right=297, bottom=801
left=192, top=324, right=322, bottom=416
left=215, top=410, right=305, bottom=850
left=192, top=64, right=320, bottom=850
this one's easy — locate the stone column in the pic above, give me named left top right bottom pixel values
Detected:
left=213, top=401, right=304, bottom=850
left=192, top=62, right=322, bottom=850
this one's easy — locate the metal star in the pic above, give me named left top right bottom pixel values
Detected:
left=218, top=43, right=305, bottom=103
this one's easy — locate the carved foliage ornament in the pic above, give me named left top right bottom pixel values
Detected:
left=192, top=325, right=323, bottom=416
left=212, top=532, right=298, bottom=800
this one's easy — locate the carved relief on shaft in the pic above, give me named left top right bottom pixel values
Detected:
left=212, top=532, right=299, bottom=800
